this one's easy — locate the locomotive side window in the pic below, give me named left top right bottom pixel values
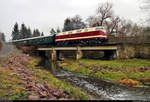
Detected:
left=96, top=28, right=101, bottom=30
left=76, top=30, right=82, bottom=33
left=84, top=29, right=88, bottom=32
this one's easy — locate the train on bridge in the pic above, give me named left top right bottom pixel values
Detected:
left=12, top=26, right=108, bottom=46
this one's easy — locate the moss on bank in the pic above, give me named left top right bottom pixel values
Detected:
left=0, top=68, right=27, bottom=100
left=58, top=59, right=150, bottom=86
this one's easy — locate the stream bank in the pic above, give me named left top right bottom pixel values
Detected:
left=41, top=58, right=150, bottom=100
left=58, top=59, right=150, bottom=87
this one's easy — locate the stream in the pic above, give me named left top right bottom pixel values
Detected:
left=45, top=60, right=150, bottom=100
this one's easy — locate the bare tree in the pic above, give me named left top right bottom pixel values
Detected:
left=86, top=16, right=99, bottom=27
left=63, top=15, right=86, bottom=31
left=105, top=16, right=121, bottom=35
left=141, top=0, right=150, bottom=10
left=71, top=15, right=86, bottom=29
left=86, top=1, right=149, bottom=45
left=86, top=16, right=98, bottom=27
left=140, top=0, right=150, bottom=25
left=86, top=2, right=114, bottom=27
left=97, top=2, right=114, bottom=26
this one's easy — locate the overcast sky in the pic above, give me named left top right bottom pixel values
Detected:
left=0, top=0, right=142, bottom=41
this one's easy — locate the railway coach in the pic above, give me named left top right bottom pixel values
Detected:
left=12, top=35, right=55, bottom=45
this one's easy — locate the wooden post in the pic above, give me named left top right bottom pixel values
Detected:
left=76, top=46, right=83, bottom=60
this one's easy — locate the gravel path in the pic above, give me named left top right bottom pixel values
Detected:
left=0, top=41, right=21, bottom=58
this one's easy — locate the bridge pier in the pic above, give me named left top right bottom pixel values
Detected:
left=76, top=46, right=83, bottom=60
left=50, top=49, right=57, bottom=61
left=49, top=49, right=64, bottom=61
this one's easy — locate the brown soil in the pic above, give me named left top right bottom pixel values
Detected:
left=78, top=63, right=150, bottom=73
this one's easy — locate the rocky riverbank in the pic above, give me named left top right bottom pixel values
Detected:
left=0, top=43, right=89, bottom=100
left=0, top=54, right=89, bottom=100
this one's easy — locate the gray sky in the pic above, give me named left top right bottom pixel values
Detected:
left=0, top=0, right=142, bottom=41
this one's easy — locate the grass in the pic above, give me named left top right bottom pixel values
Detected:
left=27, top=57, right=90, bottom=100
left=58, top=59, right=150, bottom=86
left=79, top=59, right=150, bottom=68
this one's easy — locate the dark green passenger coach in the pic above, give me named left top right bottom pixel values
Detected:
left=12, top=35, right=55, bottom=45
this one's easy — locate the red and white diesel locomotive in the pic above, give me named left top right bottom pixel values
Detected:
left=55, top=26, right=108, bottom=46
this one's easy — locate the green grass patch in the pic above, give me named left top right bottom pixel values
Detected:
left=79, top=59, right=150, bottom=68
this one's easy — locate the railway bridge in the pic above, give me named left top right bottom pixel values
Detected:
left=37, top=45, right=119, bottom=61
